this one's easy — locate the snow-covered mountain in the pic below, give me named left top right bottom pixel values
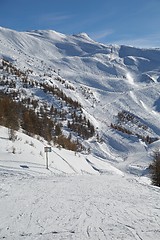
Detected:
left=1, top=27, right=160, bottom=240
left=1, top=27, right=160, bottom=170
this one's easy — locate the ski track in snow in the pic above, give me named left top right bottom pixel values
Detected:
left=0, top=173, right=160, bottom=240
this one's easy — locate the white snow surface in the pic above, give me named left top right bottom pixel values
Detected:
left=0, top=127, right=160, bottom=240
left=1, top=173, right=160, bottom=240
left=0, top=27, right=160, bottom=239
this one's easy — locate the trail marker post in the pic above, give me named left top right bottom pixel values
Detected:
left=44, top=147, right=51, bottom=169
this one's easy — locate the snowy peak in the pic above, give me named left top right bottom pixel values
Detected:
left=73, top=32, right=94, bottom=41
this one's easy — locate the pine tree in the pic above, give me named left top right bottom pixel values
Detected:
left=55, top=123, right=62, bottom=136
left=150, top=150, right=160, bottom=187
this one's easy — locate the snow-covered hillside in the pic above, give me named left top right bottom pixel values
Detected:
left=0, top=126, right=121, bottom=176
left=0, top=126, right=160, bottom=240
left=1, top=27, right=160, bottom=167
left=1, top=26, right=160, bottom=239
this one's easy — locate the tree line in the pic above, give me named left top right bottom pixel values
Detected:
left=0, top=58, right=96, bottom=151
left=0, top=94, right=81, bottom=151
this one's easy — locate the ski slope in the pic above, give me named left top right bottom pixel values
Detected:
left=0, top=127, right=160, bottom=240
left=1, top=27, right=160, bottom=239
left=1, top=173, right=160, bottom=240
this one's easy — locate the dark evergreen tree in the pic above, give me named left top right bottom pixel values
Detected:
left=55, top=123, right=62, bottom=136
left=150, top=150, right=160, bottom=187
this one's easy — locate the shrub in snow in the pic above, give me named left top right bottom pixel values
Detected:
left=12, top=146, right=16, bottom=154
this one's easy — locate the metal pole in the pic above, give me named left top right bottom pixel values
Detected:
left=44, top=147, right=51, bottom=170
left=46, top=151, right=49, bottom=169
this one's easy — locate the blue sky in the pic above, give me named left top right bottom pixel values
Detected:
left=0, top=0, right=160, bottom=47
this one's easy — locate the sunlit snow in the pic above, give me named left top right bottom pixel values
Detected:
left=0, top=27, right=160, bottom=239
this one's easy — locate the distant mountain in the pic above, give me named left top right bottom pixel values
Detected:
left=1, top=26, right=160, bottom=174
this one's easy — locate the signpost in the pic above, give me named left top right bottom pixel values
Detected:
left=44, top=147, right=51, bottom=169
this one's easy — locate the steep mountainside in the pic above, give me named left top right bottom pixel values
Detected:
left=1, top=26, right=160, bottom=174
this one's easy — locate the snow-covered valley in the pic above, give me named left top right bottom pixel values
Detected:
left=0, top=27, right=160, bottom=239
